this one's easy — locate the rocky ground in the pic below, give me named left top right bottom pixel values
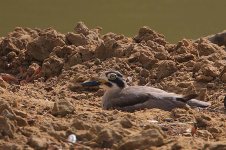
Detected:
left=0, top=22, right=225, bottom=150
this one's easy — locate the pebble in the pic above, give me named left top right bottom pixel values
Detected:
left=163, top=118, right=174, bottom=122
left=67, top=134, right=77, bottom=144
left=148, top=119, right=158, bottom=124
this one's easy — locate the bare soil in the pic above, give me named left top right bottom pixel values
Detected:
left=0, top=22, right=225, bottom=150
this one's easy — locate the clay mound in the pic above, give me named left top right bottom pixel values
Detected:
left=0, top=22, right=225, bottom=149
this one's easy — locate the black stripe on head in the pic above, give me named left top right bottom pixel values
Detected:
left=110, top=78, right=125, bottom=89
left=104, top=82, right=113, bottom=87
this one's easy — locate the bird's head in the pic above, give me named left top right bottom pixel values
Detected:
left=81, top=70, right=127, bottom=90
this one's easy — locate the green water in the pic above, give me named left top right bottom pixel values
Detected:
left=0, top=0, right=226, bottom=42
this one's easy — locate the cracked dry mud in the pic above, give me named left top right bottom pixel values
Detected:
left=0, top=22, right=225, bottom=150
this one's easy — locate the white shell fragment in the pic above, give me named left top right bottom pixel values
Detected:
left=67, top=134, right=77, bottom=144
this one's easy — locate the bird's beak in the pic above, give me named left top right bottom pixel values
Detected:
left=81, top=78, right=107, bottom=87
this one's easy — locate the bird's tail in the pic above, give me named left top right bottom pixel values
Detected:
left=176, top=94, right=211, bottom=108
left=186, top=99, right=211, bottom=108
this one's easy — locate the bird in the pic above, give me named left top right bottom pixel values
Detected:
left=81, top=70, right=211, bottom=112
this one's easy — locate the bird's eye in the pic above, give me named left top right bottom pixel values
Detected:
left=109, top=74, right=117, bottom=80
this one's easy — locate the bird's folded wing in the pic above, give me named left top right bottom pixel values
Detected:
left=109, top=93, right=157, bottom=108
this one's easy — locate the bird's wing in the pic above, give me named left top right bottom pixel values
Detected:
left=108, top=86, right=200, bottom=111
left=110, top=92, right=189, bottom=111
left=109, top=87, right=180, bottom=108
left=110, top=92, right=153, bottom=108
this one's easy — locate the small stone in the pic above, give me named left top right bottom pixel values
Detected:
left=28, top=136, right=48, bottom=150
left=0, top=77, right=8, bottom=88
left=208, top=127, right=223, bottom=134
left=204, top=142, right=226, bottom=150
left=42, top=55, right=64, bottom=78
left=207, top=83, right=214, bottom=88
left=76, top=93, right=87, bottom=100
left=67, top=134, right=77, bottom=144
left=221, top=73, right=226, bottom=83
left=195, top=115, right=211, bottom=128
left=96, top=128, right=123, bottom=148
left=52, top=99, right=75, bottom=116
left=177, top=82, right=193, bottom=88
left=196, top=130, right=213, bottom=140
left=120, top=117, right=133, bottom=128
left=140, top=69, right=149, bottom=78
left=0, top=142, right=22, bottom=150
left=156, top=60, right=177, bottom=80
left=94, top=58, right=101, bottom=65
left=66, top=32, right=88, bottom=46
left=71, top=119, right=91, bottom=130
left=196, top=75, right=213, bottom=82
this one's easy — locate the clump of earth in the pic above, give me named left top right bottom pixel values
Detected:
left=0, top=22, right=225, bottom=150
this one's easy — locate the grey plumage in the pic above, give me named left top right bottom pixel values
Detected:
left=82, top=71, right=211, bottom=112
left=102, top=86, right=210, bottom=112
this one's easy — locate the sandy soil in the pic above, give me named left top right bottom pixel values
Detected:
left=0, top=22, right=225, bottom=150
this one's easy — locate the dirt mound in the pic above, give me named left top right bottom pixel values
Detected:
left=0, top=22, right=225, bottom=149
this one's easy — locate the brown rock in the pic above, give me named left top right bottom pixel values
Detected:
left=52, top=99, right=75, bottom=116
left=53, top=45, right=74, bottom=59
left=139, top=69, right=149, bottom=78
left=75, top=130, right=95, bottom=141
left=139, top=51, right=157, bottom=68
left=195, top=114, right=211, bottom=128
left=201, top=65, right=220, bottom=77
left=221, top=73, right=226, bottom=83
left=27, top=63, right=40, bottom=76
left=28, top=135, right=48, bottom=150
left=67, top=52, right=83, bottom=67
left=0, top=116, right=15, bottom=138
left=196, top=130, right=213, bottom=140
left=197, top=39, right=217, bottom=56
left=71, top=119, right=91, bottom=130
left=66, top=32, right=88, bottom=46
left=74, top=22, right=89, bottom=36
left=27, top=29, right=65, bottom=61
left=196, top=75, right=213, bottom=82
left=204, top=141, right=226, bottom=150
left=0, top=76, right=8, bottom=88
left=0, top=142, right=22, bottom=150
left=95, top=41, right=116, bottom=60
left=174, top=54, right=194, bottom=63
left=156, top=60, right=177, bottom=80
left=119, top=128, right=165, bottom=150
left=1, top=109, right=27, bottom=126
left=42, top=55, right=64, bottom=77
left=96, top=128, right=123, bottom=148
left=120, top=117, right=133, bottom=128
left=134, top=26, right=167, bottom=46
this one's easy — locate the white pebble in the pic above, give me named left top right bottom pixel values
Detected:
left=148, top=119, right=158, bottom=123
left=67, top=134, right=77, bottom=144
